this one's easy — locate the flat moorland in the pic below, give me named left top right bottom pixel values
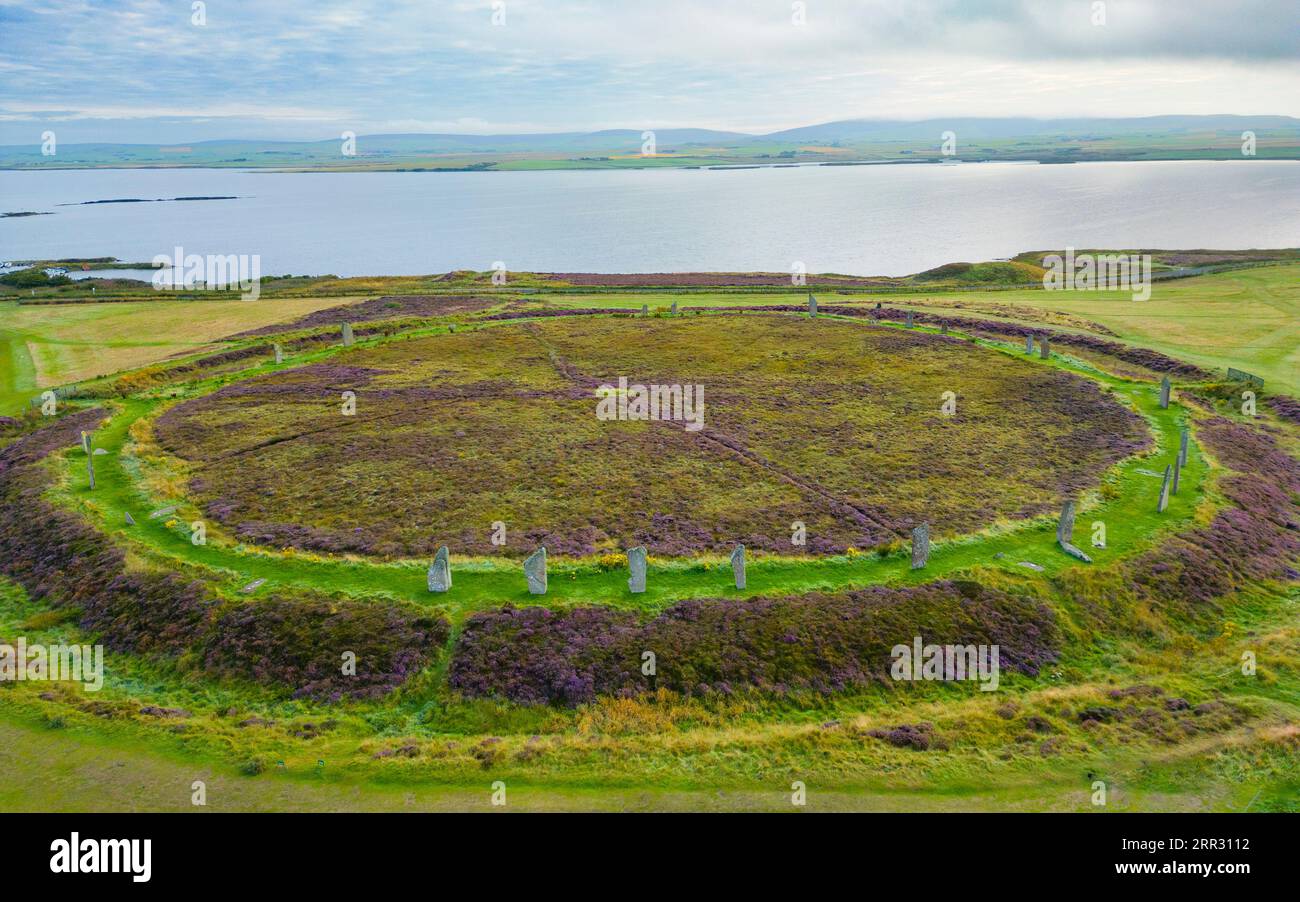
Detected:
left=153, top=315, right=1146, bottom=558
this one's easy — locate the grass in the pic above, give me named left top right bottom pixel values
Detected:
left=897, top=265, right=1300, bottom=395
left=0, top=296, right=369, bottom=415
left=49, top=315, right=1202, bottom=626
left=0, top=713, right=1291, bottom=812
left=1, top=267, right=1297, bottom=812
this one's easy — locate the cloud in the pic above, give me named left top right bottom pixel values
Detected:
left=0, top=0, right=1295, bottom=142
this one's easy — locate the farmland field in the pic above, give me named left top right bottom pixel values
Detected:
left=0, top=295, right=369, bottom=415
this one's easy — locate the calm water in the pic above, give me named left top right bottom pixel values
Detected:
left=2, top=161, right=1298, bottom=277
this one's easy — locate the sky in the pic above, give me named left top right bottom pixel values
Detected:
left=1, top=0, right=1297, bottom=144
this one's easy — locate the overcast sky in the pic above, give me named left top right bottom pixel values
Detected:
left=1, top=0, right=1297, bottom=143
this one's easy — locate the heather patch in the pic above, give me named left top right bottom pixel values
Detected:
left=712, top=304, right=1212, bottom=380
left=154, top=315, right=1146, bottom=558
left=0, top=414, right=447, bottom=699
left=449, top=580, right=1059, bottom=705
left=1126, top=417, right=1300, bottom=621
left=232, top=294, right=499, bottom=337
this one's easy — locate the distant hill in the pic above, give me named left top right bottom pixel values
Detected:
left=765, top=115, right=1300, bottom=143
left=3, top=115, right=1297, bottom=170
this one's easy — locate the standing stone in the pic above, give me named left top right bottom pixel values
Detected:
left=1026, top=334, right=1034, bottom=354
left=940, top=322, right=948, bottom=334
left=81, top=431, right=95, bottom=489
left=1056, top=500, right=1077, bottom=545
left=1157, top=465, right=1172, bottom=512
left=1178, top=427, right=1189, bottom=468
left=427, top=545, right=452, bottom=593
left=730, top=544, right=746, bottom=590
left=1172, top=456, right=1182, bottom=495
left=641, top=304, right=649, bottom=317
left=124, top=511, right=135, bottom=526
left=627, top=546, right=647, bottom=594
left=1226, top=367, right=1263, bottom=388
left=341, top=322, right=355, bottom=346
left=524, top=547, right=547, bottom=595
left=671, top=301, right=678, bottom=315
left=1039, top=338, right=1051, bottom=360
left=1159, top=376, right=1171, bottom=409
left=273, top=343, right=284, bottom=364
left=910, top=523, right=930, bottom=570
left=1056, top=499, right=1093, bottom=562
left=808, top=294, right=817, bottom=317
left=905, top=310, right=914, bottom=328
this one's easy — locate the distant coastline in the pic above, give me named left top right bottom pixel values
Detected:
left=3, top=114, right=1297, bottom=172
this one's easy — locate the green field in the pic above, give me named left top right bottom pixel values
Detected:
left=1, top=262, right=1297, bottom=812
left=0, top=296, right=367, bottom=416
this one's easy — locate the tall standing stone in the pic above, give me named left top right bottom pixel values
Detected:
left=910, top=523, right=930, bottom=570
left=627, top=546, right=647, bottom=594
left=905, top=310, right=914, bottom=328
left=1039, top=338, right=1051, bottom=360
left=1026, top=334, right=1034, bottom=354
left=940, top=322, right=948, bottom=334
left=1157, top=465, right=1172, bottom=512
left=1172, top=456, right=1182, bottom=495
left=730, top=544, right=746, bottom=590
left=671, top=301, right=678, bottom=315
left=524, top=547, right=547, bottom=595
left=427, top=545, right=452, bottom=593
left=641, top=304, right=649, bottom=317
left=1178, top=427, right=1189, bottom=468
left=341, top=322, right=355, bottom=346
left=1056, top=500, right=1076, bottom=545
left=81, top=431, right=95, bottom=490
left=808, top=294, right=817, bottom=317
left=273, top=343, right=284, bottom=364
left=1057, top=499, right=1093, bottom=562
left=1159, top=376, right=1171, bottom=410
left=124, top=511, right=135, bottom=526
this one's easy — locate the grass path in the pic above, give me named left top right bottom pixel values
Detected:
left=57, top=314, right=1203, bottom=623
